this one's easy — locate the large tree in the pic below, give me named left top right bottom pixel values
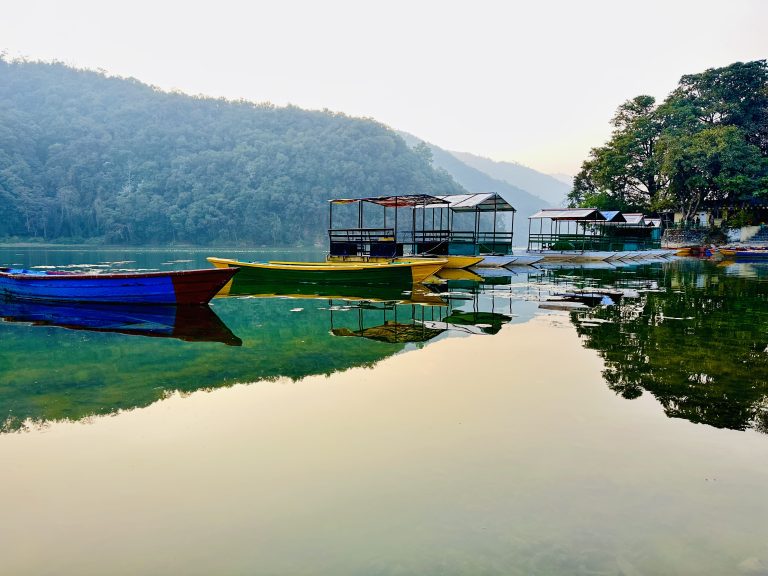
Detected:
left=571, top=60, right=768, bottom=222
left=569, top=95, right=664, bottom=211
left=659, top=125, right=768, bottom=222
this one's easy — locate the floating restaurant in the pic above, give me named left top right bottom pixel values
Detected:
left=526, top=208, right=672, bottom=262
left=327, top=192, right=532, bottom=268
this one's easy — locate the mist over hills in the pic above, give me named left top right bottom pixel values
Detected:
left=450, top=151, right=571, bottom=207
left=550, top=173, right=575, bottom=187
left=398, top=132, right=551, bottom=232
left=0, top=58, right=463, bottom=245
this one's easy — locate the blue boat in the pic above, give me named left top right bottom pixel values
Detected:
left=0, top=267, right=238, bottom=305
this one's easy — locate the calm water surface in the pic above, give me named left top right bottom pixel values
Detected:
left=1, top=247, right=767, bottom=575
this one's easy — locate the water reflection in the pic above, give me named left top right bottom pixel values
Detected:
left=0, top=298, right=242, bottom=346
left=0, top=276, right=518, bottom=432
left=3, top=250, right=767, bottom=436
left=557, top=260, right=768, bottom=433
left=330, top=302, right=447, bottom=343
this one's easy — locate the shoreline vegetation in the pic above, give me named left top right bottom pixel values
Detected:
left=0, top=57, right=463, bottom=247
left=570, top=60, right=768, bottom=225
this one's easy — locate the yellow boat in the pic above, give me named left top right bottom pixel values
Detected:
left=207, top=257, right=447, bottom=287
left=327, top=255, right=483, bottom=269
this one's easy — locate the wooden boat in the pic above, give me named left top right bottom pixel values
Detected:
left=529, top=250, right=618, bottom=263
left=0, top=267, right=238, bottom=305
left=416, top=255, right=483, bottom=269
left=505, top=253, right=544, bottom=266
left=719, top=248, right=768, bottom=260
left=207, top=257, right=446, bottom=286
left=0, top=298, right=242, bottom=345
left=474, top=255, right=515, bottom=268
left=327, top=254, right=483, bottom=269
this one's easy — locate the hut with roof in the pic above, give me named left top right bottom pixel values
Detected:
left=328, top=192, right=517, bottom=267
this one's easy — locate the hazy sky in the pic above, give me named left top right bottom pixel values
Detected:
left=1, top=0, right=766, bottom=175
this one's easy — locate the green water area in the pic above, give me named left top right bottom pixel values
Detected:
left=1, top=247, right=767, bottom=575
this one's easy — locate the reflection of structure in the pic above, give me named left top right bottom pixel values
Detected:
left=429, top=268, right=518, bottom=334
left=325, top=266, right=520, bottom=342
left=330, top=301, right=449, bottom=343
left=0, top=298, right=242, bottom=345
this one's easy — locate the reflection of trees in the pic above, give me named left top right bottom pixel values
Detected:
left=0, top=297, right=408, bottom=433
left=572, top=261, right=768, bottom=432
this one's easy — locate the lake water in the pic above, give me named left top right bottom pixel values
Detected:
left=1, top=247, right=767, bottom=575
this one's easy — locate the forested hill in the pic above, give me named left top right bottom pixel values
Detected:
left=0, top=58, right=464, bottom=245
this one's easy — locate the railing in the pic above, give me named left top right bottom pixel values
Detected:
left=403, top=230, right=514, bottom=255
left=528, top=233, right=661, bottom=252
left=328, top=228, right=400, bottom=258
left=329, top=227, right=516, bottom=258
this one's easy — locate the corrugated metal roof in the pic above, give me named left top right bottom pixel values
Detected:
left=329, top=194, right=449, bottom=207
left=529, top=208, right=605, bottom=221
left=600, top=210, right=627, bottom=223
left=419, top=192, right=516, bottom=212
left=622, top=213, right=646, bottom=225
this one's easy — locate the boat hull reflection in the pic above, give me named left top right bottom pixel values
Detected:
left=216, top=279, right=446, bottom=306
left=0, top=298, right=241, bottom=345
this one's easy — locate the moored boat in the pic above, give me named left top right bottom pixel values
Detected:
left=473, top=255, right=516, bottom=268
left=207, top=257, right=447, bottom=286
left=530, top=250, right=617, bottom=263
left=0, top=267, right=238, bottom=305
left=505, top=253, right=544, bottom=266
left=326, top=254, right=483, bottom=269
left=719, top=248, right=768, bottom=260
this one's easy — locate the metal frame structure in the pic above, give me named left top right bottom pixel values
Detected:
left=527, top=208, right=662, bottom=252
left=328, top=194, right=448, bottom=259
left=527, top=208, right=608, bottom=252
left=328, top=193, right=516, bottom=259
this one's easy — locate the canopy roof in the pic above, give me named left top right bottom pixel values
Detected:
left=599, top=210, right=627, bottom=223
left=529, top=208, right=606, bottom=221
left=329, top=194, right=448, bottom=208
left=418, top=192, right=516, bottom=212
left=622, top=213, right=646, bottom=226
left=329, top=192, right=514, bottom=212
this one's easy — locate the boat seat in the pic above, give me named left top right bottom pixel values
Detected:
left=370, top=242, right=400, bottom=258
left=329, top=241, right=359, bottom=256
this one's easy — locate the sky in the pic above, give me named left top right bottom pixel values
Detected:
left=1, top=0, right=766, bottom=176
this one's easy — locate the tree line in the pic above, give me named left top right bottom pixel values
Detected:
left=569, top=60, right=768, bottom=223
left=0, top=58, right=464, bottom=245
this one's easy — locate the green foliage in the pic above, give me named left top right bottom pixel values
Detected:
left=570, top=61, right=768, bottom=224
left=659, top=125, right=768, bottom=221
left=569, top=95, right=664, bottom=211
left=0, top=58, right=464, bottom=245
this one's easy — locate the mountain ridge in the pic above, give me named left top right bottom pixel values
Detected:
left=0, top=58, right=465, bottom=245
left=449, top=151, right=571, bottom=207
left=398, top=132, right=551, bottom=235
